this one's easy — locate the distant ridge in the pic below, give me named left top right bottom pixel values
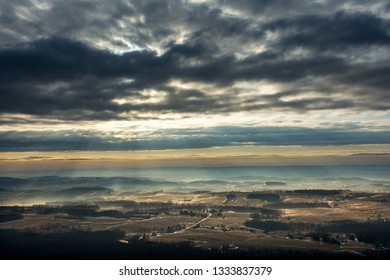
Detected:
left=56, top=187, right=113, bottom=197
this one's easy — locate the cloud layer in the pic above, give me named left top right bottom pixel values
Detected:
left=0, top=0, right=389, bottom=122
left=1, top=125, right=390, bottom=151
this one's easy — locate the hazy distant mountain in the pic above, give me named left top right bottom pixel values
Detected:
left=56, top=187, right=113, bottom=197
left=0, top=177, right=27, bottom=187
left=0, top=176, right=176, bottom=191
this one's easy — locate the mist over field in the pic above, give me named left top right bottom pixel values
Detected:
left=1, top=165, right=389, bottom=200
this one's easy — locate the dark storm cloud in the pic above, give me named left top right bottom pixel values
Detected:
left=1, top=126, right=390, bottom=152
left=339, top=61, right=390, bottom=90
left=1, top=35, right=390, bottom=119
left=219, top=0, right=388, bottom=16
left=236, top=55, right=348, bottom=82
left=0, top=37, right=217, bottom=118
left=265, top=12, right=390, bottom=52
left=0, top=0, right=390, bottom=121
left=0, top=37, right=160, bottom=81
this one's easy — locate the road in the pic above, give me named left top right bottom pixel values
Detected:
left=184, top=213, right=212, bottom=230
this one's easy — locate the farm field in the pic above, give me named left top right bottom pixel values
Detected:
left=1, top=189, right=389, bottom=259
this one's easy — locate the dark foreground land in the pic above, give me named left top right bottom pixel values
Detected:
left=2, top=228, right=389, bottom=260
left=1, top=189, right=390, bottom=259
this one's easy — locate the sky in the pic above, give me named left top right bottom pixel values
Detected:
left=0, top=0, right=389, bottom=173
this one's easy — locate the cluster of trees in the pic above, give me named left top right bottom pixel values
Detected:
left=164, top=224, right=184, bottom=233
left=245, top=216, right=390, bottom=249
left=318, top=220, right=390, bottom=248
left=0, top=206, right=25, bottom=222
left=268, top=202, right=330, bottom=208
left=15, top=204, right=156, bottom=219
left=2, top=228, right=386, bottom=260
left=0, top=206, right=25, bottom=213
left=246, top=192, right=280, bottom=202
left=292, top=189, right=342, bottom=196
left=34, top=204, right=100, bottom=216
left=0, top=213, right=23, bottom=223
left=226, top=193, right=237, bottom=200
left=305, top=232, right=341, bottom=245
left=245, top=220, right=313, bottom=232
left=179, top=210, right=208, bottom=218
left=250, top=208, right=284, bottom=220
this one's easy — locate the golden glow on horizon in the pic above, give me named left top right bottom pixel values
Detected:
left=1, top=144, right=389, bottom=171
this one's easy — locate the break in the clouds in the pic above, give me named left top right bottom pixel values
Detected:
left=0, top=0, right=390, bottom=121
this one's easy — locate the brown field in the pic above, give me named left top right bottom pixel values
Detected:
left=1, top=190, right=389, bottom=254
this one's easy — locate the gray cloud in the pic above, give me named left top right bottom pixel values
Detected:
left=264, top=11, right=390, bottom=52
left=0, top=0, right=389, bottom=122
left=1, top=125, right=390, bottom=151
